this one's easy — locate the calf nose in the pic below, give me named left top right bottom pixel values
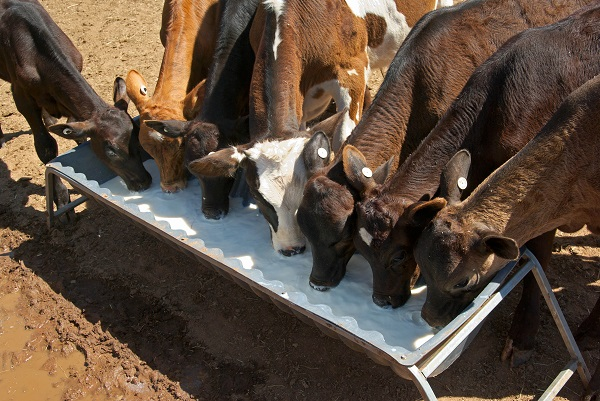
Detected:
left=372, top=294, right=394, bottom=309
left=279, top=246, right=306, bottom=257
left=161, top=181, right=185, bottom=193
left=202, top=207, right=226, bottom=220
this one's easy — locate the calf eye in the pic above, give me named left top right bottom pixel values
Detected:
left=454, top=278, right=470, bottom=289
left=453, top=274, right=478, bottom=292
left=392, top=250, right=408, bottom=264
left=105, top=144, right=121, bottom=160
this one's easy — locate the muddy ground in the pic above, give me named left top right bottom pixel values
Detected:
left=1, top=0, right=600, bottom=400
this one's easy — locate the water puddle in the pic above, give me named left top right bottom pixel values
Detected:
left=0, top=289, right=93, bottom=400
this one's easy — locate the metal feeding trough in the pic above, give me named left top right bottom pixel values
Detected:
left=45, top=142, right=591, bottom=400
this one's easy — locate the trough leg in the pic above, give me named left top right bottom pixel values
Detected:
left=501, top=230, right=556, bottom=366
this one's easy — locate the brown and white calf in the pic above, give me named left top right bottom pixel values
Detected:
left=344, top=1, right=600, bottom=365
left=125, top=0, right=220, bottom=193
left=0, top=0, right=151, bottom=212
left=412, top=74, right=600, bottom=398
left=188, top=0, right=448, bottom=256
left=296, top=0, right=591, bottom=294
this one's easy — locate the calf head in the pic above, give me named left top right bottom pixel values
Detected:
left=145, top=116, right=250, bottom=220
left=352, top=149, right=472, bottom=308
left=412, top=149, right=519, bottom=327
left=125, top=70, right=205, bottom=193
left=48, top=77, right=151, bottom=191
left=413, top=202, right=519, bottom=327
left=191, top=130, right=331, bottom=256
left=298, top=145, right=393, bottom=290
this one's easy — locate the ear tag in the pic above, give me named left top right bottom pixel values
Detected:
left=63, top=128, right=74, bottom=136
left=208, top=151, right=215, bottom=155
left=457, top=177, right=468, bottom=190
left=317, top=147, right=328, bottom=159
left=140, top=86, right=148, bottom=95
left=362, top=167, right=373, bottom=178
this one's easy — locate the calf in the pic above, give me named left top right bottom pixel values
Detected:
left=143, top=0, right=261, bottom=219
left=0, top=0, right=151, bottom=212
left=185, top=0, right=446, bottom=256
left=412, top=74, right=600, bottom=399
left=125, top=0, right=220, bottom=193
left=345, top=1, right=600, bottom=365
left=297, top=0, right=592, bottom=292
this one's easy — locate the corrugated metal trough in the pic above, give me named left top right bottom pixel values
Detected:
left=45, top=142, right=591, bottom=400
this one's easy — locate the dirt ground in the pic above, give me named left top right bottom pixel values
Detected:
left=1, top=0, right=600, bottom=400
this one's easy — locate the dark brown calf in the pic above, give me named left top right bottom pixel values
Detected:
left=126, top=0, right=220, bottom=193
left=345, top=1, right=600, bottom=365
left=412, top=74, right=600, bottom=399
left=297, top=0, right=592, bottom=296
left=144, top=0, right=261, bottom=220
left=0, top=0, right=150, bottom=213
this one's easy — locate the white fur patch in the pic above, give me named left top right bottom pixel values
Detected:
left=436, top=0, right=454, bottom=9
left=148, top=130, right=164, bottom=142
left=345, top=0, right=410, bottom=69
left=231, top=147, right=246, bottom=163
left=359, top=227, right=373, bottom=246
left=264, top=0, right=285, bottom=60
left=247, top=137, right=310, bottom=252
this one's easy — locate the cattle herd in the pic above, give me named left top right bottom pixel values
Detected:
left=1, top=0, right=600, bottom=398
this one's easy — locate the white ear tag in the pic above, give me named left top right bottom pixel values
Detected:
left=457, top=177, right=468, bottom=190
left=362, top=167, right=373, bottom=178
left=140, top=85, right=148, bottom=95
left=317, top=147, right=328, bottom=159
left=163, top=127, right=169, bottom=133
left=63, top=128, right=74, bottom=136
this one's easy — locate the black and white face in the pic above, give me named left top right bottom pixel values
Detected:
left=244, top=137, right=311, bottom=256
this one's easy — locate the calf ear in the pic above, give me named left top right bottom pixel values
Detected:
left=439, top=149, right=471, bottom=205
left=48, top=121, right=93, bottom=140
left=183, top=79, right=206, bottom=120
left=144, top=120, right=188, bottom=139
left=113, top=77, right=130, bottom=112
left=406, top=198, right=447, bottom=228
left=310, top=107, right=348, bottom=147
left=187, top=146, right=246, bottom=178
left=343, top=145, right=377, bottom=195
left=372, top=155, right=395, bottom=185
left=125, top=70, right=150, bottom=111
left=303, top=131, right=331, bottom=177
left=481, top=233, right=519, bottom=260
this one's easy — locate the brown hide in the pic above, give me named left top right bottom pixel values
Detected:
left=414, top=74, right=600, bottom=330
left=298, top=0, right=592, bottom=296
left=126, top=0, right=220, bottom=193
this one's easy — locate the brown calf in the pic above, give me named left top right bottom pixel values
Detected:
left=345, top=0, right=600, bottom=365
left=412, top=74, right=600, bottom=399
left=126, top=0, right=220, bottom=193
left=0, top=0, right=151, bottom=214
left=297, top=0, right=591, bottom=295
